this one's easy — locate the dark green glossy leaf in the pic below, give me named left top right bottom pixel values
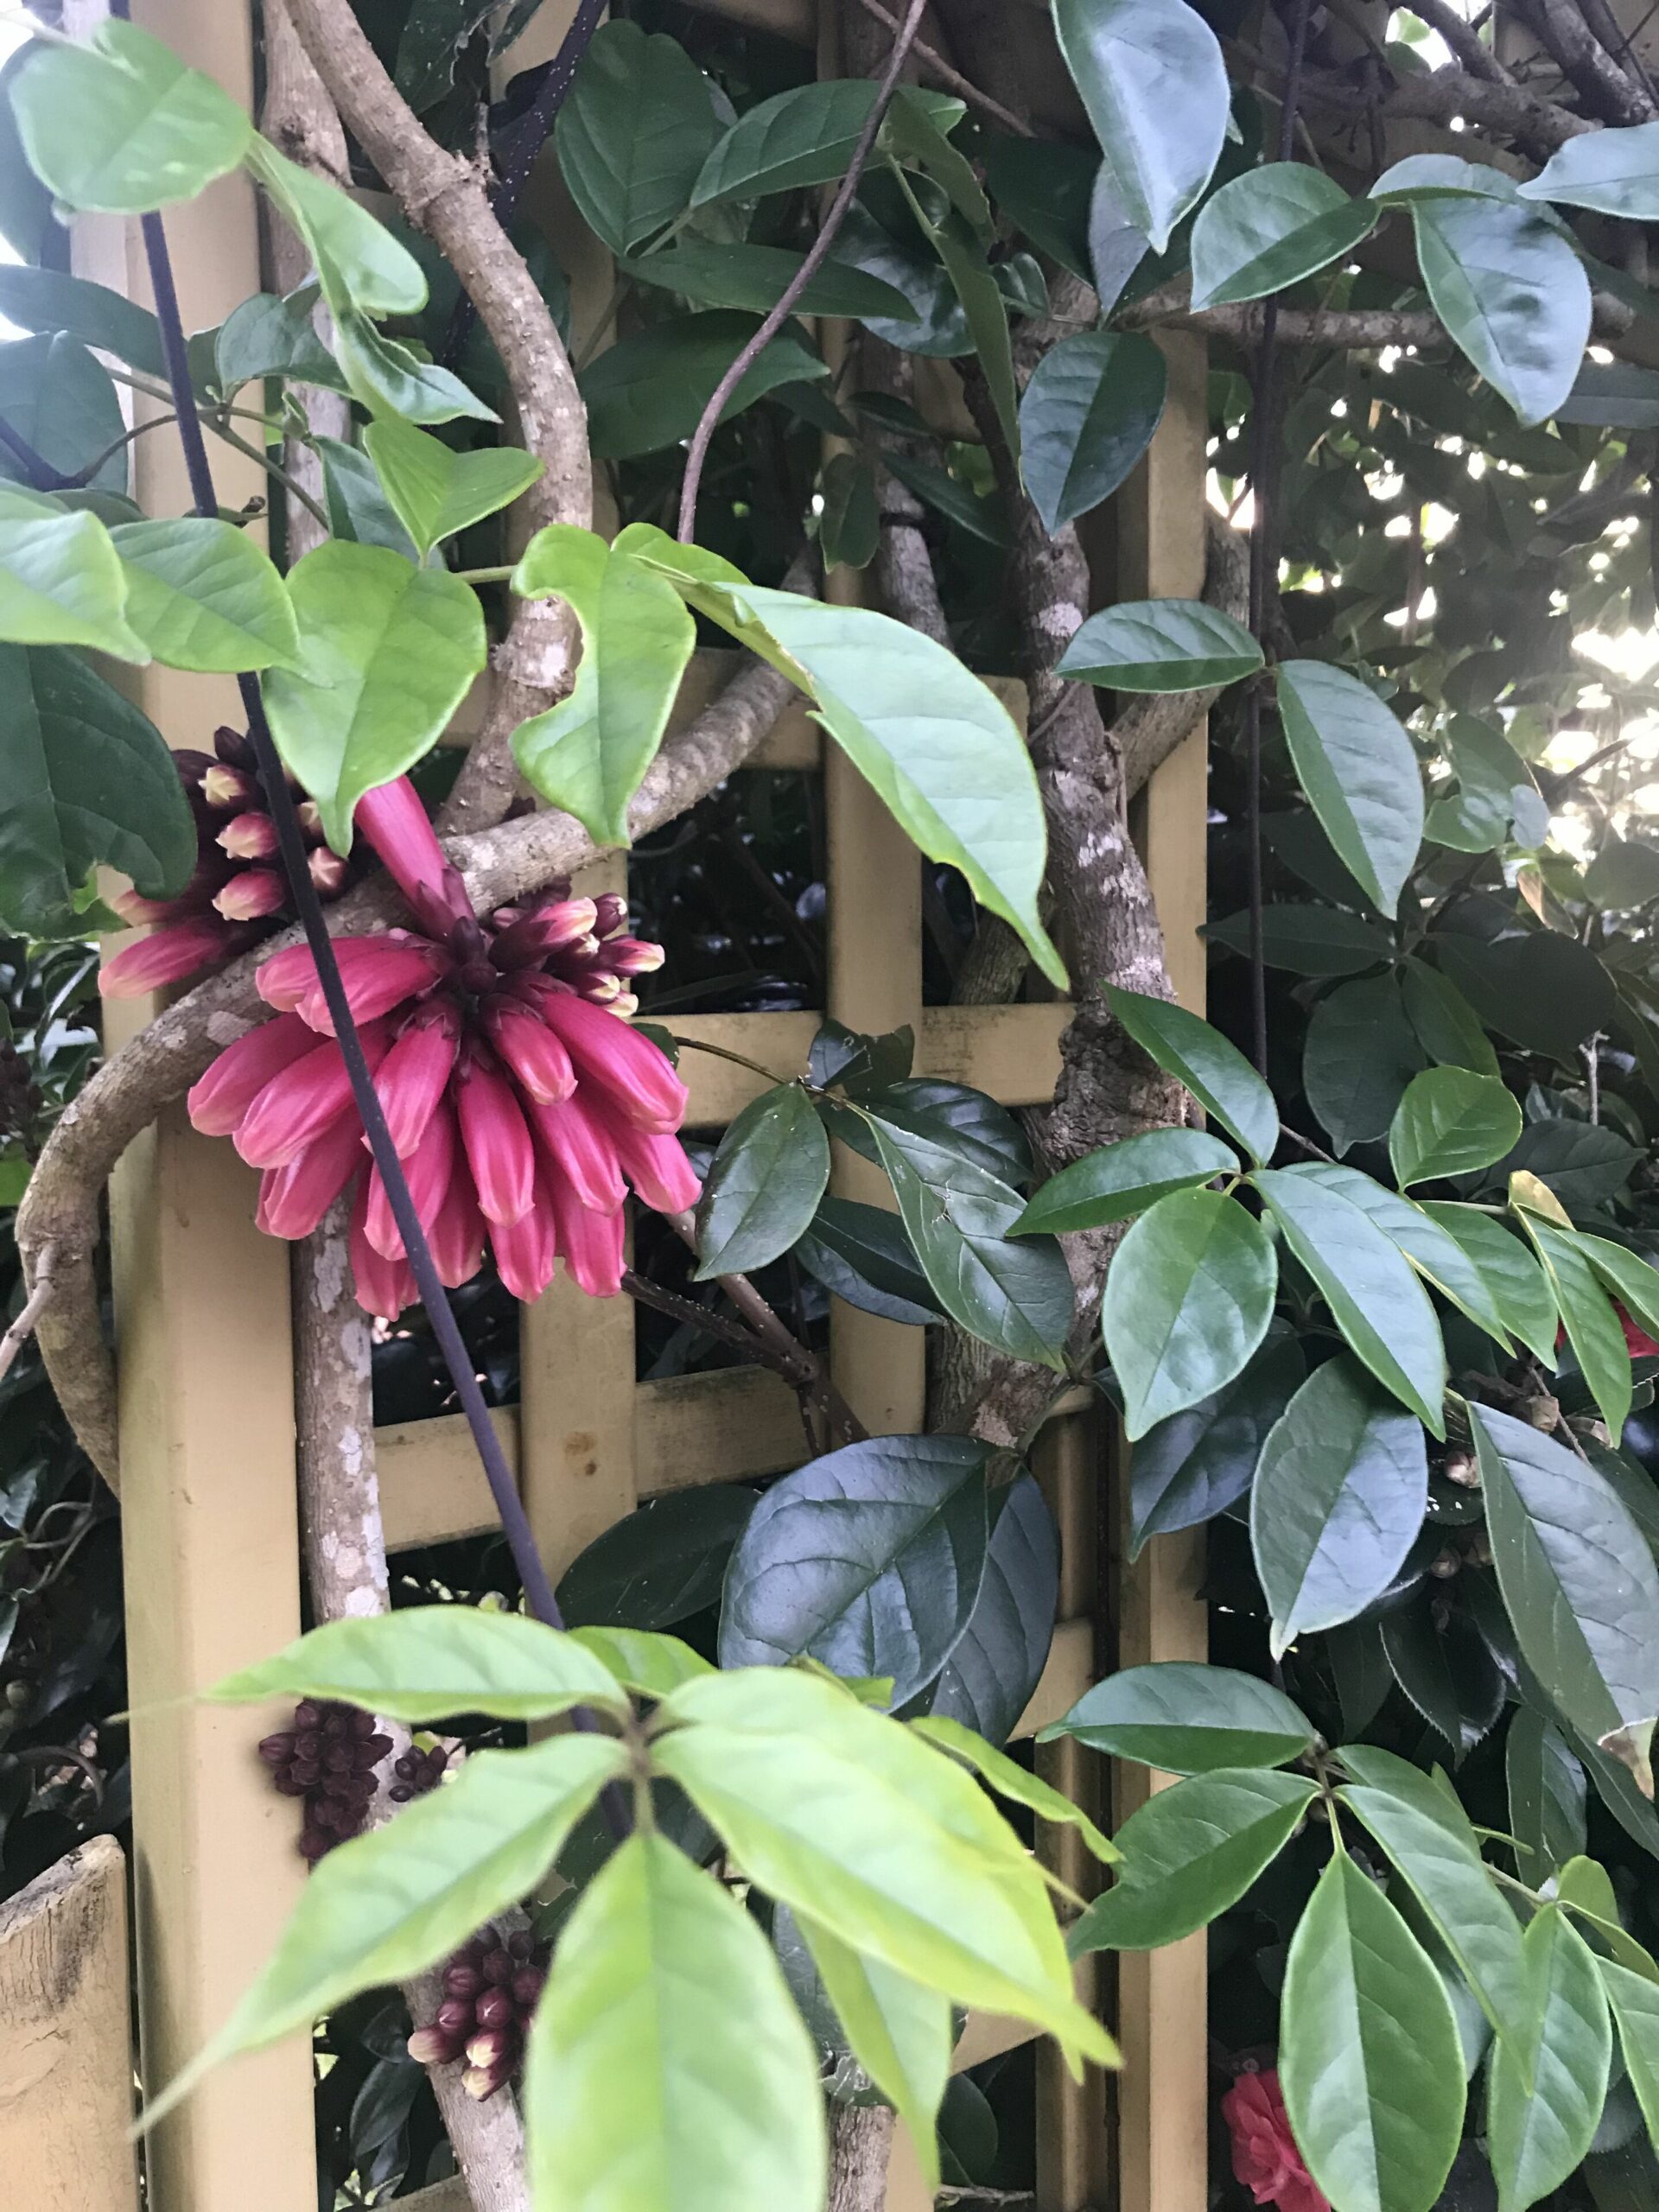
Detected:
left=691, top=81, right=963, bottom=207
left=1507, top=1706, right=1588, bottom=1881
left=718, top=1433, right=992, bottom=1705
left=895, top=175, right=1020, bottom=462
left=1208, top=904, right=1395, bottom=976
left=880, top=450, right=1009, bottom=546
left=1041, top=1661, right=1317, bottom=1773
left=1105, top=984, right=1278, bottom=1166
left=1504, top=1122, right=1640, bottom=1214
left=1488, top=1908, right=1611, bottom=2212
left=0, top=264, right=163, bottom=378
left=580, top=312, right=829, bottom=460
left=1018, top=330, right=1166, bottom=533
left=556, top=1490, right=757, bottom=1632
left=1012, top=1128, right=1237, bottom=1235
left=1280, top=1849, right=1465, bottom=2212
left=881, top=86, right=993, bottom=240
left=818, top=453, right=880, bottom=572
left=1191, top=164, right=1377, bottom=309
left=556, top=20, right=721, bottom=254
left=1391, top=1067, right=1522, bottom=1188
left=832, top=189, right=969, bottom=357
left=1586, top=836, right=1659, bottom=908
left=1128, top=1337, right=1305, bottom=1557
left=1601, top=1959, right=1659, bottom=2157
left=1070, top=1768, right=1317, bottom=1950
left=624, top=243, right=916, bottom=325
left=1102, top=1189, right=1278, bottom=1440
left=1274, top=660, right=1424, bottom=918
left=392, top=0, right=497, bottom=111
left=1252, top=1355, right=1429, bottom=1653
left=1286, top=1163, right=1511, bottom=1346
left=1305, top=975, right=1427, bottom=1156
left=925, top=1473, right=1058, bottom=1747
left=827, top=1077, right=1027, bottom=1185
left=1382, top=1596, right=1506, bottom=1758
left=1052, top=0, right=1230, bottom=252
left=982, top=136, right=1100, bottom=280
left=1522, top=1217, right=1632, bottom=1443
left=695, top=1084, right=830, bottom=1280
left=1420, top=1204, right=1558, bottom=1364
left=1057, top=596, right=1262, bottom=692
left=1555, top=363, right=1659, bottom=429
left=797, top=1196, right=944, bottom=1328
left=1401, top=957, right=1500, bottom=1077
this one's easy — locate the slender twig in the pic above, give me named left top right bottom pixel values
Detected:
left=1403, top=0, right=1512, bottom=83
left=677, top=0, right=931, bottom=543
left=852, top=0, right=1034, bottom=137
left=206, top=416, right=333, bottom=532
left=620, top=1268, right=772, bottom=1365
left=137, top=202, right=569, bottom=1633
left=0, top=1245, right=52, bottom=1389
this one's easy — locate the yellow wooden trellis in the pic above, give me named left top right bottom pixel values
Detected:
left=25, top=3, right=1211, bottom=2209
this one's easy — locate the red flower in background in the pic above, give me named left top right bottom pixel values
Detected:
left=185, top=777, right=699, bottom=1316
left=100, top=726, right=353, bottom=996
left=1222, top=2070, right=1327, bottom=2212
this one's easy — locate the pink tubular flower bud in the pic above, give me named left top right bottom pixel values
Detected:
left=527, top=1090, right=626, bottom=1215
left=296, top=799, right=324, bottom=842
left=492, top=1179, right=559, bottom=1303
left=489, top=899, right=600, bottom=970
left=257, top=1109, right=365, bottom=1240
left=376, top=1002, right=461, bottom=1157
left=354, top=778, right=470, bottom=927
left=605, top=937, right=665, bottom=976
left=482, top=1001, right=575, bottom=1105
left=406, top=2026, right=461, bottom=2069
left=550, top=1179, right=626, bottom=1299
left=538, top=992, right=688, bottom=1135
left=430, top=1168, right=486, bottom=1289
left=213, top=868, right=286, bottom=923
left=349, top=1176, right=416, bottom=1319
left=111, top=887, right=190, bottom=926
left=217, top=811, right=279, bottom=861
left=592, top=893, right=627, bottom=938
left=295, top=938, right=448, bottom=1035
left=609, top=991, right=639, bottom=1020
left=188, top=1012, right=316, bottom=1136
left=454, top=1058, right=537, bottom=1225
left=309, top=849, right=349, bottom=899
left=234, top=1020, right=393, bottom=1171
left=99, top=918, right=234, bottom=998
left=576, top=970, right=622, bottom=1005
left=201, top=762, right=258, bottom=810
left=365, top=1098, right=456, bottom=1260
left=612, top=1125, right=702, bottom=1214
left=461, top=2063, right=510, bottom=2102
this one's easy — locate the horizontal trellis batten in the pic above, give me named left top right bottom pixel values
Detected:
left=49, top=3, right=1216, bottom=2211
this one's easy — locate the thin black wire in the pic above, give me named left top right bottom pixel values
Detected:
left=1243, top=0, right=1317, bottom=1081
left=138, top=207, right=569, bottom=1637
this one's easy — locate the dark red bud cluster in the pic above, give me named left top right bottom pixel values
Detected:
left=257, top=1699, right=392, bottom=1864
left=388, top=1741, right=449, bottom=1803
left=405, top=1924, right=549, bottom=2098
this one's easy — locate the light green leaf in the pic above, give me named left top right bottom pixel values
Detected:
left=694, top=1082, right=830, bottom=1279
left=797, top=1916, right=951, bottom=2190
left=1520, top=123, right=1659, bottom=221
left=204, top=1605, right=630, bottom=1721
left=1191, top=163, right=1377, bottom=308
left=1521, top=1215, right=1632, bottom=1443
left=1102, top=1189, right=1278, bottom=1440
left=1488, top=1908, right=1611, bottom=2212
left=214, top=288, right=351, bottom=395
left=1390, top=1066, right=1522, bottom=1188
left=691, top=81, right=963, bottom=208
left=509, top=524, right=694, bottom=848
left=912, top=1713, right=1120, bottom=1861
left=1601, top=1957, right=1659, bottom=2156
left=567, top=1624, right=713, bottom=1700
left=1057, top=597, right=1262, bottom=692
left=0, top=508, right=147, bottom=660
left=1251, top=1356, right=1429, bottom=1655
left=1335, top=1745, right=1533, bottom=2056
left=1012, top=1128, right=1237, bottom=1235
left=1506, top=1706, right=1587, bottom=1880
left=1052, top=0, right=1230, bottom=252
left=1274, top=660, right=1424, bottom=918
left=1280, top=1848, right=1465, bottom=2212
left=0, top=644, right=194, bottom=938
left=111, top=518, right=302, bottom=674
left=652, top=1666, right=1116, bottom=2068
left=1471, top=1405, right=1659, bottom=1781
left=1577, top=1233, right=1659, bottom=1345
left=526, top=1830, right=828, bottom=2212
left=331, top=307, right=498, bottom=427
left=1069, top=1768, right=1317, bottom=1950
left=261, top=543, right=486, bottom=855
left=1410, top=192, right=1592, bottom=426
left=1421, top=1204, right=1558, bottom=1364
left=363, top=417, right=543, bottom=557
left=1017, top=330, right=1166, bottom=534
left=1039, top=1661, right=1317, bottom=1774
left=895, top=171, right=1020, bottom=466
left=11, top=17, right=251, bottom=213
left=146, top=1732, right=628, bottom=2128
left=1251, top=1168, right=1447, bottom=1433
left=245, top=138, right=427, bottom=318
left=1104, top=984, right=1278, bottom=1166
left=556, top=19, right=722, bottom=254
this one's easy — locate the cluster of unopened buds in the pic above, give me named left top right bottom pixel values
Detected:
left=257, top=1700, right=396, bottom=1864
left=100, top=727, right=354, bottom=996
left=407, top=1924, right=549, bottom=2098
left=175, top=773, right=700, bottom=1316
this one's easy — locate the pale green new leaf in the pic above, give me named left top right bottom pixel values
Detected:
left=1102, top=1189, right=1277, bottom=1439
left=798, top=1916, right=951, bottom=2189
left=0, top=509, right=148, bottom=661
left=526, top=1831, right=828, bottom=2212
left=1274, top=660, right=1424, bottom=918
left=911, top=1713, right=1120, bottom=1862
left=205, top=1605, right=630, bottom=1721
left=112, top=519, right=302, bottom=673
left=262, top=543, right=486, bottom=854
left=1487, top=1908, right=1611, bottom=2212
left=364, top=416, right=543, bottom=556
left=11, top=18, right=251, bottom=214
left=652, top=1666, right=1116, bottom=2069
left=510, top=524, right=695, bottom=847
left=1280, top=1848, right=1465, bottom=2212
left=245, top=138, right=428, bottom=317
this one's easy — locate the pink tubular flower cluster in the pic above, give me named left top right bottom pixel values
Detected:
left=100, top=727, right=353, bottom=998
left=185, top=778, right=699, bottom=1318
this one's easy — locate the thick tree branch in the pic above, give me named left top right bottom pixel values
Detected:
left=1122, top=273, right=1634, bottom=352
left=281, top=0, right=591, bottom=836
left=1402, top=0, right=1513, bottom=86
left=1510, top=0, right=1658, bottom=125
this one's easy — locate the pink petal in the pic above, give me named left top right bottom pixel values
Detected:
left=484, top=1002, right=575, bottom=1105
left=454, top=1058, right=537, bottom=1225
left=613, top=1126, right=702, bottom=1215
left=526, top=1090, right=626, bottom=1214
left=99, top=918, right=234, bottom=998
left=296, top=940, right=448, bottom=1035
left=218, top=811, right=279, bottom=861
left=188, top=1012, right=317, bottom=1137
left=376, top=1002, right=461, bottom=1156
left=257, top=932, right=429, bottom=1015
left=233, top=1019, right=392, bottom=1170
left=365, top=1097, right=457, bottom=1260
left=605, top=937, right=665, bottom=976
left=355, top=778, right=471, bottom=931
left=550, top=1178, right=626, bottom=1298
left=257, top=1113, right=365, bottom=1240
left=490, top=1171, right=558, bottom=1303
left=350, top=1178, right=416, bottom=1319
left=489, top=899, right=599, bottom=970
left=430, top=1166, right=486, bottom=1290
left=537, top=993, right=688, bottom=1135
left=213, top=867, right=286, bottom=922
